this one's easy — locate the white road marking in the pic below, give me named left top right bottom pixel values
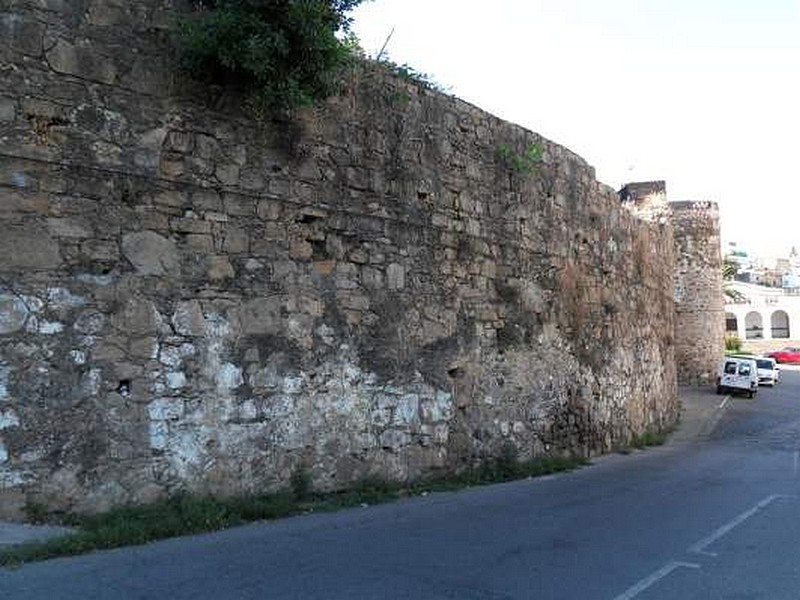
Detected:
left=718, top=395, right=730, bottom=410
left=794, top=451, right=799, bottom=478
left=689, top=494, right=792, bottom=555
left=611, top=561, right=700, bottom=600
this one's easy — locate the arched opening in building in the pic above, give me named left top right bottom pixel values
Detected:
left=771, top=310, right=790, bottom=339
left=725, top=312, right=738, bottom=335
left=745, top=311, right=763, bottom=339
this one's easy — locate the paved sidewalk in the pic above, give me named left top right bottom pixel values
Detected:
left=670, top=384, right=728, bottom=445
left=0, top=521, right=73, bottom=548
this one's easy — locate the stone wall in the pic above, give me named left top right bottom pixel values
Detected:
left=0, top=0, right=678, bottom=517
left=671, top=201, right=724, bottom=384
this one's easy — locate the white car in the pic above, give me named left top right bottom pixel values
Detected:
left=755, top=357, right=780, bottom=386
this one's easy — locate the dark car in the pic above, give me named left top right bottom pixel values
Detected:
left=768, top=347, right=800, bottom=364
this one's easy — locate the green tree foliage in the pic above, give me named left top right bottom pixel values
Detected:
left=178, top=0, right=365, bottom=111
left=722, top=256, right=739, bottom=281
left=722, top=255, right=745, bottom=302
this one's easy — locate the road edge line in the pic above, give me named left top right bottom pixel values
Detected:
left=611, top=561, right=700, bottom=600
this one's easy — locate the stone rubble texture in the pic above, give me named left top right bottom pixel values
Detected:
left=0, top=0, right=720, bottom=518
left=620, top=183, right=724, bottom=386
left=670, top=201, right=725, bottom=385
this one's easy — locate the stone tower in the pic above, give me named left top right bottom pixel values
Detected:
left=670, top=201, right=725, bottom=385
left=620, top=182, right=724, bottom=385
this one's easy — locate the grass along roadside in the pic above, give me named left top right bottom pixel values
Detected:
left=1, top=455, right=587, bottom=566
left=615, top=429, right=672, bottom=455
left=630, top=430, right=669, bottom=449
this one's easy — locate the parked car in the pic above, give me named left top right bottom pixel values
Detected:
left=768, top=347, right=800, bottom=364
left=716, top=356, right=759, bottom=398
left=755, top=357, right=779, bottom=386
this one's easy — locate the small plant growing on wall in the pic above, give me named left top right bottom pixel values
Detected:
left=496, top=142, right=542, bottom=177
left=378, top=58, right=444, bottom=92
left=177, top=0, right=365, bottom=112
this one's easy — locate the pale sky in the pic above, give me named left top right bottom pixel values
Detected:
left=351, top=0, right=800, bottom=257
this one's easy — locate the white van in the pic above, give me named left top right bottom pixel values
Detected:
left=716, top=357, right=759, bottom=398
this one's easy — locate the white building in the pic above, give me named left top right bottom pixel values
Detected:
left=725, top=281, right=799, bottom=340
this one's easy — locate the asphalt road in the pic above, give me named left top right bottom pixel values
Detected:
left=3, top=372, right=800, bottom=600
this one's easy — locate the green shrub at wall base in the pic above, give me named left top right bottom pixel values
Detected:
left=178, top=0, right=365, bottom=111
left=724, top=335, right=742, bottom=353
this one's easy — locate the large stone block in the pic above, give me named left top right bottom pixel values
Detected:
left=0, top=294, right=29, bottom=335
left=111, top=298, right=162, bottom=335
left=172, top=300, right=206, bottom=337
left=122, top=231, right=180, bottom=276
left=236, top=297, right=283, bottom=335
left=1, top=13, right=44, bottom=56
left=0, top=222, right=61, bottom=270
left=45, top=38, right=117, bottom=84
left=0, top=97, right=16, bottom=122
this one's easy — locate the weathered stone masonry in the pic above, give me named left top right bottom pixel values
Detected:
left=671, top=201, right=724, bottom=385
left=0, top=1, right=692, bottom=517
left=620, top=182, right=724, bottom=385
